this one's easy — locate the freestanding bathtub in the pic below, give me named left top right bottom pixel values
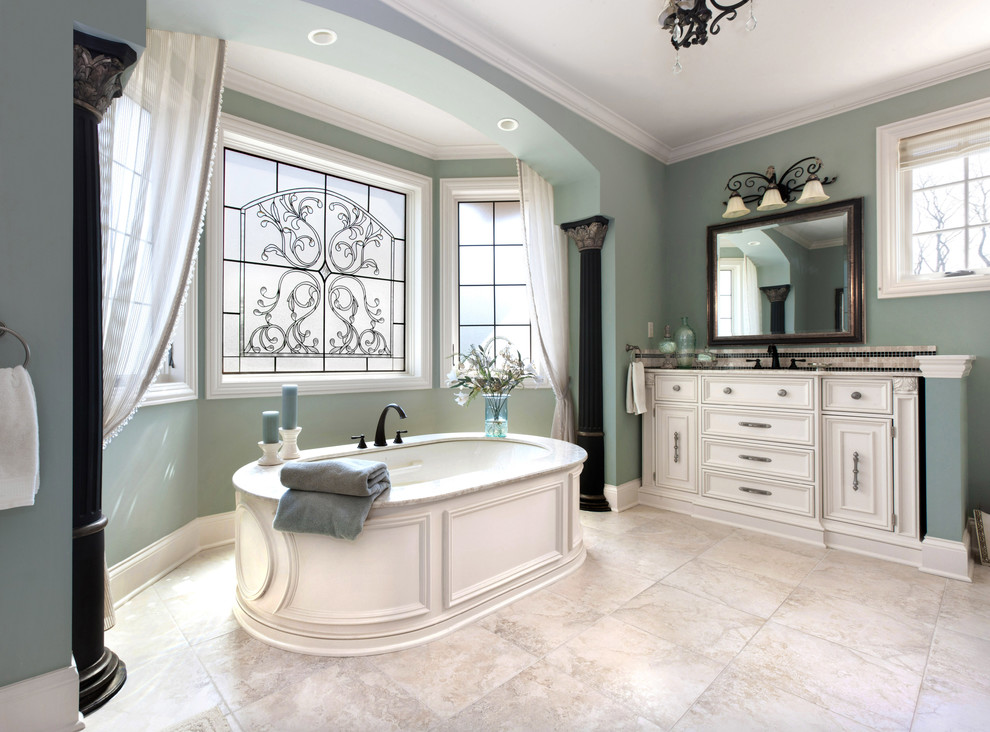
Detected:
left=232, top=433, right=587, bottom=655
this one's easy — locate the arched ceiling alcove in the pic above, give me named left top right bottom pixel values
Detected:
left=147, top=0, right=597, bottom=189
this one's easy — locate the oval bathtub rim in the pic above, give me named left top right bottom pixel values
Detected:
left=232, top=432, right=588, bottom=508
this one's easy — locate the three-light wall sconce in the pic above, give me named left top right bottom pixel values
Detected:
left=722, top=156, right=836, bottom=218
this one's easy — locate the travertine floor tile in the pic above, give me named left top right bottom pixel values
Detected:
left=479, top=585, right=604, bottom=656
left=661, top=555, right=796, bottom=618
left=233, top=657, right=441, bottom=731
left=729, top=621, right=922, bottom=730
left=436, top=659, right=660, bottom=731
left=672, top=667, right=873, bottom=731
left=545, top=555, right=655, bottom=614
left=584, top=530, right=697, bottom=580
left=193, top=628, right=336, bottom=712
left=772, top=584, right=934, bottom=674
left=104, top=586, right=188, bottom=668
left=370, top=623, right=536, bottom=718
left=937, top=563, right=990, bottom=641
left=545, top=616, right=723, bottom=729
left=613, top=583, right=764, bottom=664
left=700, top=533, right=823, bottom=584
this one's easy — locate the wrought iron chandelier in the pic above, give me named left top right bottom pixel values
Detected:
left=658, top=0, right=756, bottom=72
left=722, top=157, right=836, bottom=219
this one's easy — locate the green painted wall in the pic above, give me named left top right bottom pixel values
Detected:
left=0, top=0, right=145, bottom=690
left=664, top=68, right=990, bottom=519
left=924, top=378, right=969, bottom=540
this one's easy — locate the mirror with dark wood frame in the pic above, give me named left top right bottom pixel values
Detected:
left=706, top=197, right=863, bottom=346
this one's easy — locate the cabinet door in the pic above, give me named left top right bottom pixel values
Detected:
left=653, top=405, right=697, bottom=494
left=823, top=416, right=893, bottom=530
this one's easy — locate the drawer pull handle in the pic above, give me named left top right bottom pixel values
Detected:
left=852, top=451, right=860, bottom=491
left=672, top=385, right=681, bottom=392
left=777, top=388, right=788, bottom=397
left=673, top=431, right=680, bottom=463
left=739, top=454, right=772, bottom=463
left=723, top=387, right=733, bottom=394
left=851, top=391, right=862, bottom=400
left=738, top=421, right=772, bottom=429
left=739, top=486, right=772, bottom=496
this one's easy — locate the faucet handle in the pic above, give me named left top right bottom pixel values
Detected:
left=788, top=358, right=807, bottom=370
left=394, top=430, right=407, bottom=445
left=745, top=358, right=762, bottom=369
left=351, top=434, right=367, bottom=449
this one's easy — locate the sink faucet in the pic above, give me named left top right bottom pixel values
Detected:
left=767, top=344, right=781, bottom=370
left=374, top=403, right=407, bottom=447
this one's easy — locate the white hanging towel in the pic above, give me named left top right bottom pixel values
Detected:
left=0, top=366, right=40, bottom=509
left=626, top=361, right=647, bottom=415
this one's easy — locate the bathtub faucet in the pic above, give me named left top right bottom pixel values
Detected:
left=374, top=403, right=407, bottom=447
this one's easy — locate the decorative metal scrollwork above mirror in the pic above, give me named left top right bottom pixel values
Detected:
left=706, top=197, right=863, bottom=345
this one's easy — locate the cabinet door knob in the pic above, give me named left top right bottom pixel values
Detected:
left=672, top=385, right=681, bottom=392
left=851, top=391, right=862, bottom=400
left=723, top=387, right=733, bottom=394
left=777, top=388, right=787, bottom=397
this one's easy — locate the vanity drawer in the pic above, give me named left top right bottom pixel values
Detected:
left=702, top=376, right=814, bottom=410
left=822, top=378, right=892, bottom=415
left=702, top=407, right=814, bottom=446
left=653, top=373, right=698, bottom=402
left=702, top=470, right=813, bottom=516
left=702, top=438, right=815, bottom=483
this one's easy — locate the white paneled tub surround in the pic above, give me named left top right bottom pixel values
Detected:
left=232, top=433, right=587, bottom=656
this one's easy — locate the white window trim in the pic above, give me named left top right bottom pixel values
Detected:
left=877, top=96, right=990, bottom=298
left=142, top=269, right=198, bottom=405
left=206, top=114, right=432, bottom=399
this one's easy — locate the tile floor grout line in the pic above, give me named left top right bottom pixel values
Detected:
left=908, top=575, right=950, bottom=731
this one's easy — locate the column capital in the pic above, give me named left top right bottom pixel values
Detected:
left=916, top=355, right=975, bottom=379
left=73, top=31, right=137, bottom=122
left=561, top=215, right=609, bottom=252
left=759, top=284, right=791, bottom=303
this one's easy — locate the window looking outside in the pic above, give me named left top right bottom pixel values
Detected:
left=877, top=98, right=990, bottom=297
left=456, top=200, right=532, bottom=361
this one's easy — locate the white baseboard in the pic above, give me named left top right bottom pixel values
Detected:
left=604, top=479, right=640, bottom=512
left=0, top=665, right=84, bottom=732
left=920, top=529, right=974, bottom=582
left=109, top=512, right=235, bottom=608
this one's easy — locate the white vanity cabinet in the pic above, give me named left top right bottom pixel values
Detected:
left=641, top=369, right=922, bottom=566
left=642, top=373, right=699, bottom=499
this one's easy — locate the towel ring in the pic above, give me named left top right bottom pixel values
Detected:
left=0, top=321, right=31, bottom=368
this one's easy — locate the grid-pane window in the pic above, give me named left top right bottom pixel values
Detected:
left=908, top=152, right=990, bottom=275
left=456, top=200, right=532, bottom=361
left=221, top=148, right=406, bottom=375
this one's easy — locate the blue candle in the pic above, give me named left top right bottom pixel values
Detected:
left=281, top=384, right=298, bottom=430
left=262, top=411, right=279, bottom=444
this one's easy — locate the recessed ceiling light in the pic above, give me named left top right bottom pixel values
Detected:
left=747, top=240, right=761, bottom=246
left=307, top=29, right=338, bottom=46
left=497, top=118, right=519, bottom=132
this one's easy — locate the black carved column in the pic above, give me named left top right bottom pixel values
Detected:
left=561, top=216, right=611, bottom=511
left=73, top=31, right=135, bottom=715
left=759, top=284, right=791, bottom=335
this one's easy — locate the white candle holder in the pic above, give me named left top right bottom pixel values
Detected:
left=257, top=441, right=283, bottom=466
left=279, top=426, right=302, bottom=460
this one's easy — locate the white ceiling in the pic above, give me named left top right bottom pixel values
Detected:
left=225, top=42, right=509, bottom=160
left=376, top=0, right=990, bottom=163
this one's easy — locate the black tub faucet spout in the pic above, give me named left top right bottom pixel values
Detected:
left=767, top=344, right=781, bottom=369
left=374, top=403, right=407, bottom=447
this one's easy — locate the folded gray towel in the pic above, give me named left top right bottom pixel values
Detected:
left=273, top=480, right=390, bottom=540
left=280, top=458, right=389, bottom=497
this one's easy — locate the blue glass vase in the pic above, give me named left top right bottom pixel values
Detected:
left=484, top=393, right=509, bottom=438
left=674, top=316, right=696, bottom=368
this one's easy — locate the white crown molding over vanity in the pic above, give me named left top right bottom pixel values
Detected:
left=640, top=363, right=973, bottom=581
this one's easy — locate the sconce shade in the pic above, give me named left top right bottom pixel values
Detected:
left=796, top=175, right=830, bottom=204
left=723, top=192, right=750, bottom=218
left=757, top=185, right=786, bottom=211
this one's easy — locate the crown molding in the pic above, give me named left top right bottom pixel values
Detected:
left=377, top=0, right=672, bottom=162
left=223, top=66, right=512, bottom=161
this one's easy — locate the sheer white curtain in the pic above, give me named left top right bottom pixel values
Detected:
left=518, top=160, right=574, bottom=442
left=740, top=256, right=762, bottom=335
left=99, top=30, right=225, bottom=446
